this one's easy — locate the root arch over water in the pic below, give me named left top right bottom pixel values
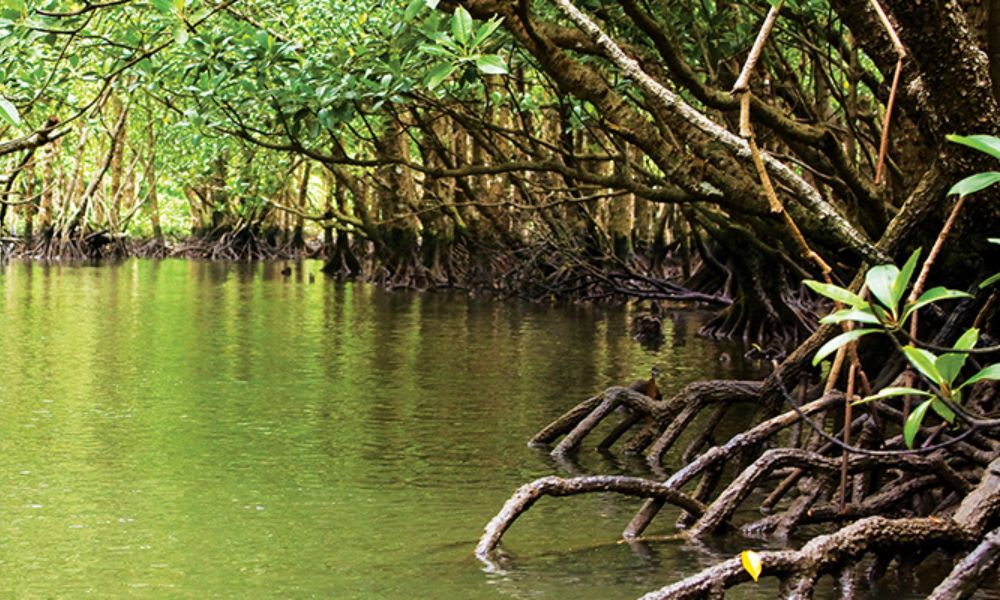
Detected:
left=477, top=358, right=1000, bottom=598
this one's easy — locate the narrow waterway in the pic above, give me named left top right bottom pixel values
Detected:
left=0, top=260, right=971, bottom=598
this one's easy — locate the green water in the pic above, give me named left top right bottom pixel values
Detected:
left=0, top=260, right=972, bottom=599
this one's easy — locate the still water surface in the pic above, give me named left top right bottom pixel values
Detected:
left=0, top=260, right=965, bottom=598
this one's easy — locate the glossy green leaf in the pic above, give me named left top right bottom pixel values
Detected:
left=424, top=62, right=457, bottom=90
left=818, top=308, right=881, bottom=326
left=932, top=328, right=978, bottom=388
left=473, top=18, right=503, bottom=46
left=0, top=97, right=19, bottom=126
left=855, top=386, right=933, bottom=405
left=903, top=399, right=933, bottom=449
left=953, top=328, right=980, bottom=351
left=947, top=134, right=1000, bottom=162
left=935, top=353, right=965, bottom=388
left=812, top=329, right=878, bottom=366
left=866, top=264, right=900, bottom=315
left=902, top=346, right=944, bottom=385
left=981, top=272, right=1000, bottom=289
left=803, top=280, right=867, bottom=310
left=958, top=364, right=1000, bottom=390
left=930, top=398, right=956, bottom=424
left=451, top=6, right=473, bottom=45
left=947, top=172, right=1000, bottom=197
left=418, top=43, right=459, bottom=59
left=892, top=248, right=921, bottom=310
left=902, top=287, right=973, bottom=322
left=404, top=0, right=426, bottom=20
left=475, top=54, right=507, bottom=75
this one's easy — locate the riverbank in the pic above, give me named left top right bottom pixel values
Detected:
left=0, top=232, right=732, bottom=308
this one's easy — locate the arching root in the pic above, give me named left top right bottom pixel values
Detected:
left=475, top=475, right=705, bottom=559
left=530, top=380, right=762, bottom=463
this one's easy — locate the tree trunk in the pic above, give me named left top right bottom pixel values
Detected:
left=22, top=155, right=36, bottom=240
left=292, top=160, right=310, bottom=250
left=145, top=124, right=162, bottom=242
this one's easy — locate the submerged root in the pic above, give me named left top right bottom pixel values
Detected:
left=928, top=524, right=1000, bottom=600
left=639, top=516, right=974, bottom=600
left=479, top=365, right=1000, bottom=598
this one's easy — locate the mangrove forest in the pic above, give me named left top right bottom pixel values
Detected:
left=1, top=0, right=999, bottom=597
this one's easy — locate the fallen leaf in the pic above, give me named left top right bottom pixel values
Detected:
left=741, top=550, right=762, bottom=582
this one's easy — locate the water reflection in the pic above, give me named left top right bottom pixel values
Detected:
left=2, top=259, right=934, bottom=599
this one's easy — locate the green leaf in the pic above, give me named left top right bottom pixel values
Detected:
left=903, top=346, right=945, bottom=385
left=418, top=43, right=459, bottom=58
left=473, top=17, right=503, bottom=46
left=953, top=328, right=980, bottom=351
left=404, top=0, right=426, bottom=20
left=0, top=97, right=20, bottom=126
left=935, top=353, right=966, bottom=388
left=892, top=248, right=921, bottom=310
left=947, top=172, right=1000, bottom=197
left=812, top=329, right=878, bottom=366
left=947, top=134, right=1000, bottom=162
left=818, top=308, right=881, bottom=326
left=150, top=0, right=173, bottom=14
left=958, top=364, right=1000, bottom=390
left=903, top=399, right=933, bottom=449
left=866, top=264, right=900, bottom=316
left=855, top=386, right=933, bottom=405
left=980, top=272, right=1000, bottom=289
left=424, top=62, right=457, bottom=90
left=803, top=280, right=867, bottom=310
left=930, top=398, right=956, bottom=424
left=902, top=287, right=973, bottom=322
left=475, top=54, right=507, bottom=75
left=932, top=329, right=978, bottom=388
left=451, top=6, right=473, bottom=45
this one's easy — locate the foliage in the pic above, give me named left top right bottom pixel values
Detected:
left=808, top=256, right=997, bottom=448
left=805, top=134, right=1000, bottom=448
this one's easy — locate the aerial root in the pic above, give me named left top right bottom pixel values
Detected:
left=687, top=447, right=971, bottom=537
left=475, top=475, right=705, bottom=559
left=637, top=516, right=974, bottom=600
left=480, top=346, right=998, bottom=599
left=530, top=380, right=762, bottom=462
left=640, top=456, right=1000, bottom=598
left=479, top=392, right=847, bottom=553
left=928, top=524, right=1000, bottom=599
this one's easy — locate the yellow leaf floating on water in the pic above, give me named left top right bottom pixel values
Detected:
left=741, top=550, right=762, bottom=582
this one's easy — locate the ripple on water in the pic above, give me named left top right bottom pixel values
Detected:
left=0, top=259, right=960, bottom=600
